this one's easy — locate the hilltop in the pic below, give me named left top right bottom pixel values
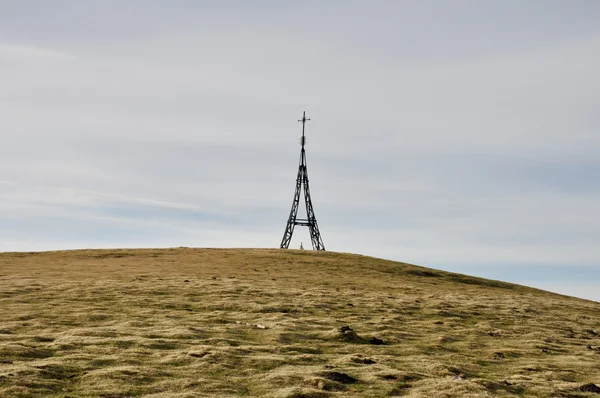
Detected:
left=0, top=248, right=599, bottom=397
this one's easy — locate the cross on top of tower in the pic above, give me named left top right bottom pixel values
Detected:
left=298, top=111, right=310, bottom=147
left=298, top=111, right=311, bottom=126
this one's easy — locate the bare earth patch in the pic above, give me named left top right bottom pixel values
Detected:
left=0, top=248, right=599, bottom=397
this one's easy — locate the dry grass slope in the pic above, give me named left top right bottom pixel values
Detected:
left=0, top=248, right=599, bottom=397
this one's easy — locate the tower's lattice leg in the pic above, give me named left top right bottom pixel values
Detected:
left=280, top=167, right=304, bottom=249
left=303, top=172, right=325, bottom=251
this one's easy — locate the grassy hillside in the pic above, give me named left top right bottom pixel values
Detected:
left=0, top=248, right=599, bottom=397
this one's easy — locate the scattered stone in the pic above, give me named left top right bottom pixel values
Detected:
left=541, top=348, right=549, bottom=353
left=369, top=337, right=386, bottom=345
left=310, top=377, right=347, bottom=391
left=211, top=276, right=217, bottom=280
left=502, top=380, right=513, bottom=386
left=188, top=351, right=210, bottom=358
left=184, top=279, right=190, bottom=283
left=228, top=276, right=235, bottom=279
left=335, top=326, right=363, bottom=343
left=452, top=373, right=466, bottom=381
left=347, top=303, right=354, bottom=307
left=323, top=365, right=336, bottom=369
left=488, top=330, right=501, bottom=337
left=586, top=329, right=598, bottom=336
left=352, top=357, right=376, bottom=364
left=312, top=379, right=327, bottom=390
left=434, top=321, right=444, bottom=325
left=235, top=321, right=268, bottom=329
left=33, top=336, right=55, bottom=343
left=318, top=371, right=358, bottom=384
left=493, top=352, right=505, bottom=359
left=580, top=383, right=600, bottom=393
left=588, top=345, right=594, bottom=350
left=329, top=326, right=385, bottom=345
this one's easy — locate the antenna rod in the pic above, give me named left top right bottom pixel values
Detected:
left=298, top=111, right=310, bottom=147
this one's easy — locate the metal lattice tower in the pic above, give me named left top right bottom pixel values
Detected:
left=280, top=111, right=326, bottom=251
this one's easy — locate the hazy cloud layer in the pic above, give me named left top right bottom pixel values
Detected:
left=1, top=1, right=599, bottom=300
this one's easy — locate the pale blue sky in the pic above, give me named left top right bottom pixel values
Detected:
left=1, top=1, right=599, bottom=301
